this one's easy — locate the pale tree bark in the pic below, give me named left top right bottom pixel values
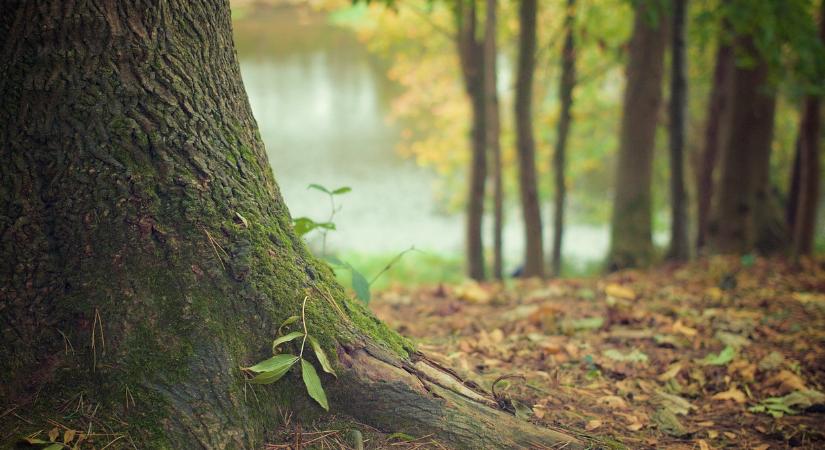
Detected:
left=551, top=0, right=576, bottom=277
left=709, top=36, right=779, bottom=254
left=788, top=0, right=824, bottom=257
left=667, top=0, right=690, bottom=261
left=515, top=0, right=545, bottom=277
left=484, top=0, right=504, bottom=280
left=607, top=1, right=668, bottom=270
left=0, top=1, right=586, bottom=448
left=455, top=0, right=487, bottom=280
left=696, top=36, right=733, bottom=251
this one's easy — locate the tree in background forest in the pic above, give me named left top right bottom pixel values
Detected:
left=515, top=0, right=545, bottom=277
left=710, top=0, right=823, bottom=255
left=696, top=19, right=733, bottom=252
left=667, top=0, right=689, bottom=260
left=454, top=0, right=488, bottom=280
left=607, top=0, right=668, bottom=270
left=0, top=1, right=585, bottom=447
left=484, top=0, right=505, bottom=279
left=550, top=0, right=577, bottom=276
left=787, top=0, right=825, bottom=258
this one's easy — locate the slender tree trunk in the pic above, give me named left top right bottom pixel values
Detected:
left=0, top=1, right=584, bottom=447
left=515, top=0, right=545, bottom=277
left=709, top=37, right=779, bottom=254
left=789, top=0, right=824, bottom=257
left=456, top=0, right=487, bottom=280
left=551, top=0, right=576, bottom=277
left=606, top=2, right=668, bottom=270
left=484, top=0, right=504, bottom=280
left=696, top=38, right=733, bottom=251
left=667, top=0, right=690, bottom=261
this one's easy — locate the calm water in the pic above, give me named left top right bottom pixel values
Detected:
left=233, top=4, right=610, bottom=271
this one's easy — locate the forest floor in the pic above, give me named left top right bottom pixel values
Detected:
left=365, top=256, right=825, bottom=449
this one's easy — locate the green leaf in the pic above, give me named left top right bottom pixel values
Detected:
left=307, top=183, right=331, bottom=195
left=43, top=445, right=64, bottom=450
left=308, top=335, right=336, bottom=377
left=351, top=268, right=371, bottom=303
left=301, top=359, right=329, bottom=410
left=246, top=355, right=298, bottom=384
left=332, top=186, right=352, bottom=195
left=278, top=315, right=300, bottom=334
left=324, top=255, right=346, bottom=267
left=387, top=432, right=415, bottom=442
left=699, top=346, right=735, bottom=366
left=271, top=331, right=304, bottom=353
left=292, top=217, right=318, bottom=236
left=244, top=353, right=298, bottom=373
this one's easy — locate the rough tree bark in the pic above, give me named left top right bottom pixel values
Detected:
left=550, top=0, right=576, bottom=277
left=456, top=0, right=487, bottom=280
left=788, top=0, right=824, bottom=257
left=484, top=0, right=504, bottom=280
left=0, top=1, right=583, bottom=448
left=667, top=0, right=690, bottom=261
left=696, top=36, right=733, bottom=251
left=709, top=37, right=779, bottom=254
left=515, top=0, right=545, bottom=278
left=607, top=1, right=668, bottom=270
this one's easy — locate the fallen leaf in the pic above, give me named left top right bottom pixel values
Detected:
left=696, top=438, right=711, bottom=450
left=658, top=362, right=683, bottom=382
left=605, top=283, right=636, bottom=300
left=766, top=369, right=807, bottom=392
left=585, top=419, right=602, bottom=430
left=672, top=320, right=698, bottom=337
left=712, top=386, right=747, bottom=403
left=598, top=395, right=628, bottom=409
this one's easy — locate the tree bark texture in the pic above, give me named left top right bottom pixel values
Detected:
left=0, top=1, right=584, bottom=448
left=484, top=0, right=504, bottom=280
left=607, top=2, right=668, bottom=270
left=515, top=0, right=545, bottom=278
left=667, top=0, right=690, bottom=261
left=456, top=0, right=487, bottom=281
left=709, top=37, right=779, bottom=254
left=551, top=0, right=576, bottom=277
left=789, top=0, right=824, bottom=257
left=696, top=37, right=733, bottom=251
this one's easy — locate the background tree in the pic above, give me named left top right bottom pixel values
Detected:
left=515, top=0, right=545, bottom=277
left=667, top=0, right=690, bottom=260
left=550, top=0, right=577, bottom=276
left=607, top=0, right=668, bottom=270
left=484, top=0, right=504, bottom=279
left=696, top=25, right=733, bottom=252
left=787, top=0, right=825, bottom=257
left=0, top=1, right=583, bottom=447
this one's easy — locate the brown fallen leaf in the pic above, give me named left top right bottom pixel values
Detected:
left=711, top=386, right=747, bottom=404
left=766, top=369, right=807, bottom=392
left=672, top=320, right=698, bottom=337
left=658, top=362, right=683, bottom=382
left=585, top=419, right=602, bottom=431
left=597, top=395, right=629, bottom=409
left=605, top=283, right=636, bottom=300
left=696, top=439, right=711, bottom=450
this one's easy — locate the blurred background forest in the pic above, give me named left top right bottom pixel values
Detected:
left=229, top=0, right=824, bottom=288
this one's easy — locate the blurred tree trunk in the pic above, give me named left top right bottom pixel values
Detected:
left=787, top=0, right=824, bottom=257
left=484, top=0, right=504, bottom=279
left=667, top=0, right=690, bottom=261
left=515, top=0, right=545, bottom=277
left=456, top=0, right=487, bottom=280
left=696, top=36, right=733, bottom=251
left=607, top=2, right=668, bottom=270
left=0, top=1, right=585, bottom=447
left=709, top=37, right=780, bottom=254
left=550, top=0, right=576, bottom=277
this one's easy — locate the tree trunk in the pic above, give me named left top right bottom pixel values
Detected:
left=551, top=0, right=576, bottom=277
left=667, top=0, right=690, bottom=261
left=696, top=37, right=733, bottom=251
left=606, top=2, right=668, bottom=270
left=515, top=0, right=545, bottom=278
left=789, top=0, right=824, bottom=257
left=456, top=0, right=487, bottom=281
left=0, top=1, right=584, bottom=448
left=484, top=0, right=504, bottom=280
left=709, top=37, right=779, bottom=254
